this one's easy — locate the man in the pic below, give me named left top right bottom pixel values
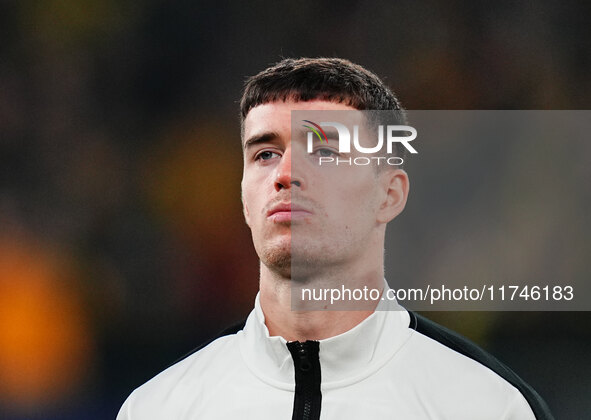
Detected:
left=117, top=58, right=553, bottom=419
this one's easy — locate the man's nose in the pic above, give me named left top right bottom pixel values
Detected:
left=274, top=147, right=303, bottom=191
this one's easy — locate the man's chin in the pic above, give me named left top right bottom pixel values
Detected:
left=260, top=247, right=291, bottom=278
left=263, top=257, right=331, bottom=284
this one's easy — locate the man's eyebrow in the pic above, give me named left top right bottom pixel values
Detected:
left=243, top=132, right=279, bottom=149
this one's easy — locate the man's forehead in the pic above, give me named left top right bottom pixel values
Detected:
left=243, top=99, right=364, bottom=139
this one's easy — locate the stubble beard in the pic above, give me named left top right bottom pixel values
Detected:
left=260, top=240, right=292, bottom=278
left=259, top=239, right=335, bottom=284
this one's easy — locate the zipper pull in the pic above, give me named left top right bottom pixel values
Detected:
left=286, top=340, right=322, bottom=420
left=297, top=342, right=311, bottom=372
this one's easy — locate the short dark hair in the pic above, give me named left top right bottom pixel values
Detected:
left=240, top=57, right=403, bottom=119
left=240, top=57, right=409, bottom=162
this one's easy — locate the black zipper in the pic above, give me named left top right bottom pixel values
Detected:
left=287, top=340, right=322, bottom=420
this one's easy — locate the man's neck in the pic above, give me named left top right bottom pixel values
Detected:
left=258, top=264, right=384, bottom=342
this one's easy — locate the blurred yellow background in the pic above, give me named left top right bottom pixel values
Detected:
left=0, top=1, right=589, bottom=418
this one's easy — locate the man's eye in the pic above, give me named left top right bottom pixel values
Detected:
left=314, top=148, right=338, bottom=157
left=256, top=150, right=280, bottom=161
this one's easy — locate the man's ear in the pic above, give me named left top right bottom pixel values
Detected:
left=376, top=169, right=409, bottom=224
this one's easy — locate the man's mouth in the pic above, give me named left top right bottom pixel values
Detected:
left=267, top=203, right=313, bottom=223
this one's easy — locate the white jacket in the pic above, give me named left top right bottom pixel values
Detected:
left=118, top=293, right=551, bottom=419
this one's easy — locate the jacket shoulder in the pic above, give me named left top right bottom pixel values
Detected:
left=117, top=319, right=247, bottom=420
left=408, top=311, right=554, bottom=420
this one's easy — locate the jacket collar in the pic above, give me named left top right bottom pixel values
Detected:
left=238, top=283, right=412, bottom=390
